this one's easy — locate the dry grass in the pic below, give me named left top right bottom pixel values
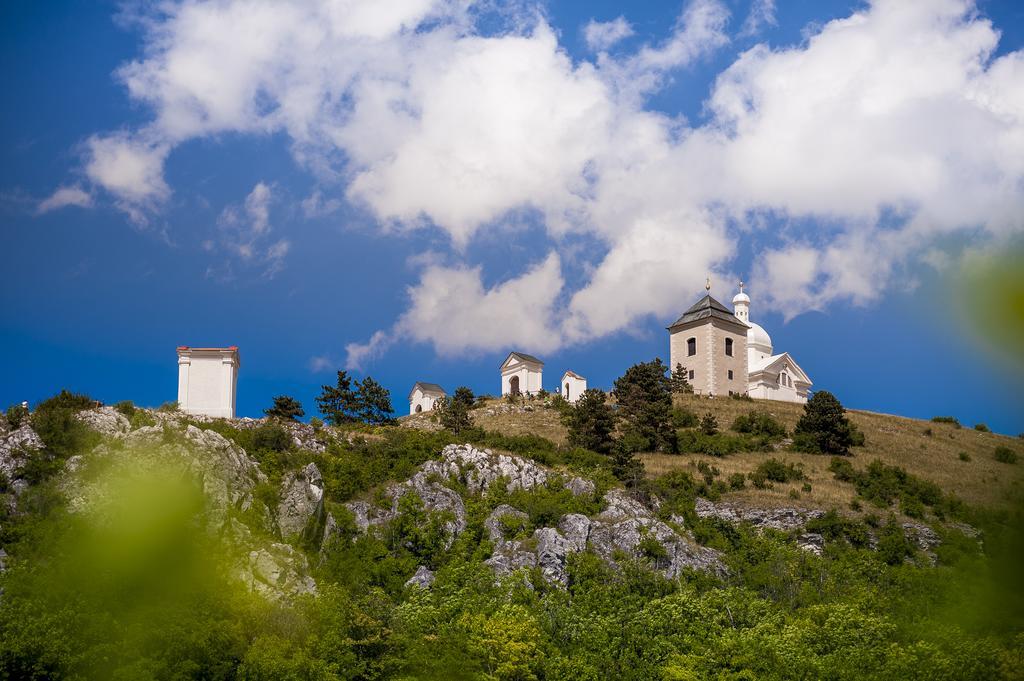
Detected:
left=468, top=393, right=1024, bottom=512
left=469, top=399, right=570, bottom=445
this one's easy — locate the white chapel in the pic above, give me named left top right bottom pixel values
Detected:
left=668, top=282, right=812, bottom=403
left=177, top=345, right=240, bottom=418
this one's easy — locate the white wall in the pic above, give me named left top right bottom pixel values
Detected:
left=501, top=364, right=543, bottom=396
left=562, top=375, right=586, bottom=403
left=178, top=348, right=239, bottom=418
left=409, top=389, right=443, bottom=415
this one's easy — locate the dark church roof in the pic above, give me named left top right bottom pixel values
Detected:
left=410, top=382, right=446, bottom=396
left=502, top=351, right=544, bottom=368
left=668, top=294, right=745, bottom=329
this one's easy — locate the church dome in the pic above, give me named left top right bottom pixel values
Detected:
left=747, top=321, right=772, bottom=353
left=732, top=290, right=750, bottom=305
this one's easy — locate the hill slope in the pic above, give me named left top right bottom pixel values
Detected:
left=466, top=394, right=1024, bottom=512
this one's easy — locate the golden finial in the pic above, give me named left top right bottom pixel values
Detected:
left=705, top=275, right=711, bottom=292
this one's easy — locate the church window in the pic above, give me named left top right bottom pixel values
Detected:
left=728, top=370, right=733, bottom=380
left=688, top=370, right=694, bottom=380
left=687, top=337, right=696, bottom=356
left=415, top=404, right=422, bottom=413
left=725, top=338, right=733, bottom=356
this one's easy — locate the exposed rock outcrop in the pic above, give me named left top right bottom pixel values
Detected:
left=75, top=407, right=130, bottom=439
left=695, top=498, right=824, bottom=532
left=346, top=444, right=725, bottom=586
left=405, top=565, right=435, bottom=589
left=0, top=424, right=44, bottom=489
left=243, top=543, right=317, bottom=600
left=277, top=463, right=324, bottom=538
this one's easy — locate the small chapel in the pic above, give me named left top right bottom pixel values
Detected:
left=667, top=281, right=812, bottom=403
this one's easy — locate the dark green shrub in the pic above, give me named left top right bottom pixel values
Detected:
left=877, top=517, right=913, bottom=565
left=749, top=458, right=805, bottom=489
left=114, top=400, right=136, bottom=418
left=729, top=392, right=754, bottom=401
left=731, top=411, right=786, bottom=438
left=24, top=390, right=102, bottom=484
left=806, top=509, right=870, bottom=547
left=676, top=430, right=752, bottom=456
left=792, top=391, right=856, bottom=455
left=958, top=451, right=971, bottom=462
left=974, top=423, right=990, bottom=433
left=264, top=395, right=304, bottom=421
left=922, top=427, right=932, bottom=437
left=801, top=482, right=812, bottom=493
left=251, top=423, right=292, bottom=453
left=699, top=412, right=719, bottom=436
left=5, top=403, right=29, bottom=430
left=931, top=416, right=961, bottom=428
left=671, top=408, right=698, bottom=429
left=994, top=446, right=1018, bottom=464
left=157, top=401, right=179, bottom=412
left=728, top=473, right=746, bottom=490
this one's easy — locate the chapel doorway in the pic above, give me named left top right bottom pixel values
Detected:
left=565, top=382, right=570, bottom=399
left=509, top=375, right=520, bottom=395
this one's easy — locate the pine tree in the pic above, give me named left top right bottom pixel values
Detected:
left=699, top=412, right=719, bottom=436
left=613, top=358, right=676, bottom=452
left=315, top=370, right=360, bottom=425
left=564, top=389, right=616, bottom=454
left=436, top=385, right=474, bottom=434
left=794, top=390, right=855, bottom=455
left=264, top=395, right=304, bottom=421
left=355, top=376, right=394, bottom=425
left=670, top=363, right=693, bottom=394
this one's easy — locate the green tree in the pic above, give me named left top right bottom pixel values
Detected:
left=264, top=395, right=305, bottom=421
left=316, top=371, right=360, bottom=425
left=435, top=386, right=474, bottom=435
left=564, top=389, right=616, bottom=454
left=613, top=358, right=675, bottom=452
left=793, top=390, right=856, bottom=456
left=355, top=377, right=394, bottom=425
left=669, top=363, right=693, bottom=394
left=699, top=412, right=719, bottom=436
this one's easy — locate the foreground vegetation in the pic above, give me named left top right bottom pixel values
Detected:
left=1, top=382, right=1022, bottom=679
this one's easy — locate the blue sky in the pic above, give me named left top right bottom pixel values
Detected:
left=2, top=0, right=1023, bottom=434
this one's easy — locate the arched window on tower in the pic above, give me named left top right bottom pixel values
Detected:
left=687, top=337, right=696, bottom=356
left=725, top=338, right=733, bottom=357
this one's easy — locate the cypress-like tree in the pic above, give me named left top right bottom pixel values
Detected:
left=794, top=390, right=855, bottom=455
left=436, top=385, right=475, bottom=434
left=315, top=371, right=360, bottom=425
left=355, top=376, right=394, bottom=425
left=564, top=389, right=616, bottom=454
left=613, top=358, right=676, bottom=452
left=670, top=363, right=693, bottom=394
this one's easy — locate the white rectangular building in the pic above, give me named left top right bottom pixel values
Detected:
left=500, top=351, right=544, bottom=397
left=177, top=346, right=240, bottom=418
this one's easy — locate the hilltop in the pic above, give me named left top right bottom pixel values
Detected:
left=458, top=393, right=1024, bottom=514
left=1, top=390, right=1022, bottom=678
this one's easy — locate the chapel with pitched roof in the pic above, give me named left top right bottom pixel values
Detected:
left=667, top=280, right=812, bottom=403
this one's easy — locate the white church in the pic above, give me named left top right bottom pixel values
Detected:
left=668, top=282, right=812, bottom=403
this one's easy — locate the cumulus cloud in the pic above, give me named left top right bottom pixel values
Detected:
left=37, top=185, right=93, bottom=214
left=583, top=17, right=634, bottom=52
left=69, top=0, right=1024, bottom=363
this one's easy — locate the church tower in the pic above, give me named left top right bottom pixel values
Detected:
left=667, top=279, right=748, bottom=397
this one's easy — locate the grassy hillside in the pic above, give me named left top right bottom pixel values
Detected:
left=468, top=394, right=1024, bottom=512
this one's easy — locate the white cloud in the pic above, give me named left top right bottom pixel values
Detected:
left=346, top=252, right=564, bottom=366
left=37, top=185, right=93, bottom=214
left=583, top=17, right=634, bottom=52
left=212, top=182, right=290, bottom=277
left=70, top=0, right=1024, bottom=361
left=739, top=0, right=776, bottom=37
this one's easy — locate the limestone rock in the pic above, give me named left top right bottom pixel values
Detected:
left=344, top=469, right=466, bottom=547
left=485, top=540, right=537, bottom=577
left=484, top=504, right=529, bottom=542
left=557, top=513, right=591, bottom=553
left=405, top=565, right=435, bottom=589
left=425, top=444, right=548, bottom=494
left=277, top=463, right=325, bottom=538
left=244, top=543, right=316, bottom=600
left=0, top=424, right=43, bottom=483
left=534, top=527, right=576, bottom=584
left=566, top=476, right=596, bottom=497
left=797, top=532, right=825, bottom=556
left=589, top=489, right=726, bottom=578
left=75, top=407, right=130, bottom=439
left=694, top=498, right=824, bottom=532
